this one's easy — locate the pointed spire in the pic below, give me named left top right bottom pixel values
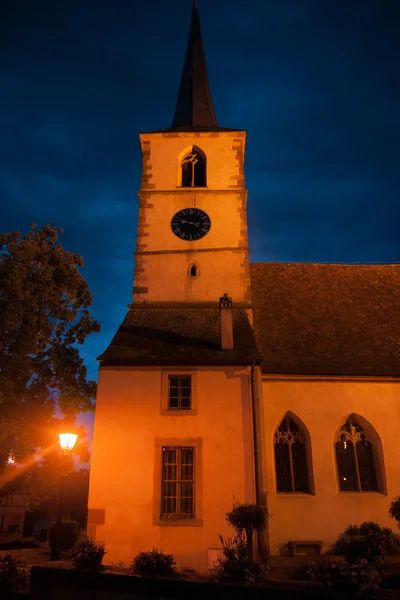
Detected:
left=170, top=2, right=218, bottom=129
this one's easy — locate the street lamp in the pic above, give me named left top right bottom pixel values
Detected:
left=51, top=431, right=78, bottom=560
left=59, top=433, right=78, bottom=453
left=57, top=431, right=78, bottom=525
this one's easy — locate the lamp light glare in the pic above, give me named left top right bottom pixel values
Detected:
left=59, top=433, right=78, bottom=451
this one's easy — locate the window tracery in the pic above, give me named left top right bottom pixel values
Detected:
left=335, top=419, right=378, bottom=492
left=181, top=148, right=206, bottom=187
left=274, top=417, right=310, bottom=493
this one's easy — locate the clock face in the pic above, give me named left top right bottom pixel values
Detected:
left=171, top=208, right=211, bottom=241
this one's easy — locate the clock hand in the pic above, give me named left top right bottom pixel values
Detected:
left=182, top=220, right=201, bottom=227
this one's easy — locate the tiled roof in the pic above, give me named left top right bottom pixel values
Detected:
left=251, top=262, right=400, bottom=376
left=98, top=308, right=261, bottom=367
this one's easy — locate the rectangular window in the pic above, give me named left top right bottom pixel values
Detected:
left=168, top=376, right=192, bottom=410
left=161, top=446, right=195, bottom=519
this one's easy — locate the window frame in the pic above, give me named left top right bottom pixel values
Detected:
left=335, top=419, right=380, bottom=493
left=178, top=147, right=207, bottom=188
left=273, top=416, right=313, bottom=495
left=168, top=375, right=192, bottom=411
left=161, top=370, right=198, bottom=416
left=153, top=438, right=203, bottom=527
left=161, top=446, right=195, bottom=519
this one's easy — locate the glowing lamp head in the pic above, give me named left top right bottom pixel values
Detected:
left=59, top=433, right=78, bottom=452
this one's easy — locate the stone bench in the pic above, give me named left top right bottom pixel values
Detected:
left=287, top=540, right=323, bottom=557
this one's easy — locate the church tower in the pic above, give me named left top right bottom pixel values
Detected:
left=88, top=3, right=261, bottom=572
left=133, top=3, right=251, bottom=306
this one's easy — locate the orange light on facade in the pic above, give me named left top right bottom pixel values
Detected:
left=59, top=433, right=78, bottom=452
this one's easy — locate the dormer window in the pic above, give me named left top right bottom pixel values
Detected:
left=181, top=147, right=206, bottom=187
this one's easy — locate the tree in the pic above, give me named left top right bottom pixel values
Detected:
left=0, top=224, right=100, bottom=467
left=226, top=500, right=267, bottom=561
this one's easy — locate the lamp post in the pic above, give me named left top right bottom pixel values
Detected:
left=51, top=431, right=78, bottom=560
left=56, top=432, right=78, bottom=525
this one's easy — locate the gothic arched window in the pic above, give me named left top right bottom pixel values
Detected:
left=335, top=419, right=378, bottom=492
left=181, top=148, right=206, bottom=187
left=274, top=416, right=310, bottom=493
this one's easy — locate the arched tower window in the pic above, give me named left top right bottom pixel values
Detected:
left=335, top=418, right=378, bottom=492
left=181, top=147, right=206, bottom=187
left=189, top=264, right=197, bottom=277
left=274, top=415, right=310, bottom=493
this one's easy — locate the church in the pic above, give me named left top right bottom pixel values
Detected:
left=87, top=4, right=400, bottom=570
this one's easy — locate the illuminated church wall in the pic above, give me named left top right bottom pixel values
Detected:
left=88, top=366, right=255, bottom=568
left=262, top=378, right=400, bottom=554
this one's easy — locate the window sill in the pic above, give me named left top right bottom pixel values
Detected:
left=338, top=490, right=385, bottom=496
left=276, top=492, right=314, bottom=497
left=153, top=519, right=203, bottom=527
left=160, top=409, right=198, bottom=416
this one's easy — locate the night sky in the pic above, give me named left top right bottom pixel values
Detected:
left=1, top=0, right=399, bottom=447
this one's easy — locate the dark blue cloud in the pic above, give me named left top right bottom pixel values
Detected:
left=1, top=0, right=399, bottom=387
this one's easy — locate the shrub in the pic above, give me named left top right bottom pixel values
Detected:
left=0, top=537, right=40, bottom=550
left=70, top=532, right=105, bottom=571
left=389, top=497, right=400, bottom=527
left=209, top=533, right=269, bottom=585
left=130, top=547, right=176, bottom=578
left=0, top=553, right=30, bottom=593
left=226, top=500, right=267, bottom=561
left=49, top=520, right=80, bottom=551
left=308, top=558, right=382, bottom=595
left=333, top=522, right=400, bottom=563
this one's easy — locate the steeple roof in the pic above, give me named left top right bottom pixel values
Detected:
left=169, top=3, right=220, bottom=130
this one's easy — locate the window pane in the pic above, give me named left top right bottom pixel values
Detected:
left=169, top=377, right=179, bottom=387
left=275, top=440, right=292, bottom=492
left=181, top=378, right=191, bottom=389
left=335, top=441, right=358, bottom=491
left=181, top=396, right=191, bottom=409
left=180, top=482, right=194, bottom=515
left=194, top=159, right=205, bottom=187
left=169, top=397, right=179, bottom=409
left=182, top=162, right=192, bottom=187
left=291, top=439, right=309, bottom=493
left=356, top=440, right=378, bottom=492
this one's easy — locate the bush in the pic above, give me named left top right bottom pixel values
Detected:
left=389, top=497, right=400, bottom=527
left=130, top=547, right=176, bottom=578
left=333, top=522, right=400, bottom=563
left=225, top=500, right=267, bottom=561
left=49, top=520, right=80, bottom=551
left=0, top=553, right=30, bottom=593
left=0, top=537, right=40, bottom=550
left=70, top=532, right=105, bottom=571
left=209, top=533, right=269, bottom=585
left=308, top=558, right=382, bottom=595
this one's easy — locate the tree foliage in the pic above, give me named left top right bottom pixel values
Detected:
left=0, top=224, right=100, bottom=465
left=389, top=497, right=400, bottom=528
